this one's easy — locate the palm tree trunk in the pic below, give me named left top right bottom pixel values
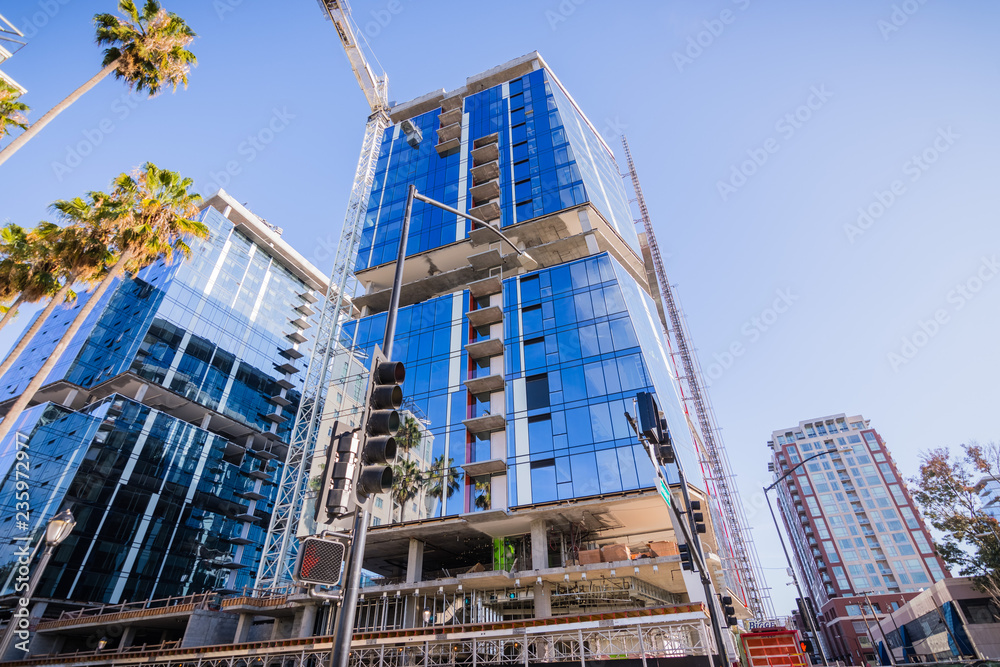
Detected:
left=0, top=294, right=24, bottom=334
left=0, top=60, right=119, bottom=167
left=0, top=253, right=129, bottom=445
left=0, top=285, right=72, bottom=381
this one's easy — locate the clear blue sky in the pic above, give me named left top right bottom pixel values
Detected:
left=2, top=1, right=998, bottom=618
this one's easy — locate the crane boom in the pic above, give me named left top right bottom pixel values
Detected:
left=316, top=0, right=388, bottom=112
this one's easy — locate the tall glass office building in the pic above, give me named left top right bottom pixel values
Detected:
left=0, top=191, right=327, bottom=604
left=329, top=53, right=733, bottom=645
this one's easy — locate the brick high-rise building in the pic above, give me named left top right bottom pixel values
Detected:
left=769, top=413, right=950, bottom=664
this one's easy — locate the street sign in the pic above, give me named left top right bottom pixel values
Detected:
left=657, top=477, right=672, bottom=507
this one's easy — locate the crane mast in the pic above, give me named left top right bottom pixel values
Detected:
left=256, top=0, right=391, bottom=590
left=621, top=136, right=774, bottom=620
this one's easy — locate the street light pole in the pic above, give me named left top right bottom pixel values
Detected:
left=0, top=509, right=76, bottom=659
left=331, top=186, right=536, bottom=667
left=764, top=449, right=845, bottom=667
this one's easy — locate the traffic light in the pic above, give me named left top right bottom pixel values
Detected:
left=356, top=350, right=404, bottom=501
left=690, top=500, right=707, bottom=534
left=800, top=639, right=814, bottom=654
left=636, top=392, right=664, bottom=444
left=656, top=442, right=676, bottom=464
left=296, top=536, right=346, bottom=586
left=678, top=543, right=695, bottom=571
left=721, top=595, right=736, bottom=626
left=322, top=348, right=403, bottom=519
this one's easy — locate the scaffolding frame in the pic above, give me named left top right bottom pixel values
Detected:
left=621, top=136, right=773, bottom=620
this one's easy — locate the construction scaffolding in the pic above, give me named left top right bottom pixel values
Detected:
left=9, top=608, right=715, bottom=667
left=620, top=136, right=774, bottom=620
left=255, top=0, right=390, bottom=590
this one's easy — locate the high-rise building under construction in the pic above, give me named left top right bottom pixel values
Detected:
left=293, top=51, right=755, bottom=661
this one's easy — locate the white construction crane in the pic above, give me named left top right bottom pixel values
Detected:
left=256, top=0, right=391, bottom=591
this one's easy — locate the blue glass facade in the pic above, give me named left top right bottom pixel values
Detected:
left=342, top=253, right=694, bottom=518
left=0, top=396, right=267, bottom=601
left=355, top=68, right=639, bottom=272
left=0, top=201, right=321, bottom=603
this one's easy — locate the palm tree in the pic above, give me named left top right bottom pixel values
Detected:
left=0, top=1, right=196, bottom=167
left=0, top=223, right=42, bottom=332
left=391, top=458, right=421, bottom=523
left=427, top=455, right=460, bottom=512
left=397, top=415, right=422, bottom=454
left=0, top=80, right=29, bottom=147
left=0, top=222, right=98, bottom=381
left=474, top=479, right=491, bottom=511
left=0, top=162, right=206, bottom=445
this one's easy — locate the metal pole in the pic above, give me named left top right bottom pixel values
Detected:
left=858, top=593, right=889, bottom=666
left=675, top=467, right=730, bottom=667
left=412, top=191, right=532, bottom=260
left=0, top=544, right=54, bottom=658
left=764, top=486, right=830, bottom=667
left=331, top=184, right=414, bottom=667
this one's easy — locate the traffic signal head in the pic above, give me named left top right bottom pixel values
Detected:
left=689, top=500, right=707, bottom=534
left=296, top=536, right=346, bottom=586
left=657, top=443, right=675, bottom=465
left=356, top=352, right=404, bottom=503
left=800, top=639, right=814, bottom=654
left=636, top=392, right=665, bottom=444
left=319, top=349, right=404, bottom=521
left=678, top=543, right=695, bottom=571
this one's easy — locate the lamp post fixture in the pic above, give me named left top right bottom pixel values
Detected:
left=0, top=509, right=76, bottom=658
left=764, top=449, right=846, bottom=667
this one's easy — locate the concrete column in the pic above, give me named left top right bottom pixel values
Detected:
left=405, top=538, right=424, bottom=584
left=297, top=604, right=317, bottom=638
left=118, top=626, right=136, bottom=649
left=530, top=518, right=548, bottom=570
left=233, top=614, right=253, bottom=644
left=533, top=580, right=552, bottom=619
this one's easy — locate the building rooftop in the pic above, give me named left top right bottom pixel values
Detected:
left=387, top=51, right=615, bottom=162
left=203, top=189, right=331, bottom=293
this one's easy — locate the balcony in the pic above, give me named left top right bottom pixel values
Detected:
left=470, top=160, right=499, bottom=184
left=468, top=248, right=503, bottom=271
left=471, top=143, right=499, bottom=165
left=465, top=338, right=503, bottom=360
left=437, top=122, right=461, bottom=143
left=274, top=362, right=299, bottom=375
left=470, top=180, right=500, bottom=204
left=463, top=413, right=505, bottom=435
left=298, top=290, right=318, bottom=304
left=263, top=411, right=288, bottom=424
left=469, top=200, right=501, bottom=222
left=461, top=459, right=507, bottom=477
left=279, top=347, right=304, bottom=360
left=467, top=305, right=503, bottom=328
left=285, top=330, right=307, bottom=344
left=435, top=137, right=460, bottom=156
left=468, top=275, right=502, bottom=298
left=439, top=107, right=461, bottom=128
left=464, top=374, right=504, bottom=395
